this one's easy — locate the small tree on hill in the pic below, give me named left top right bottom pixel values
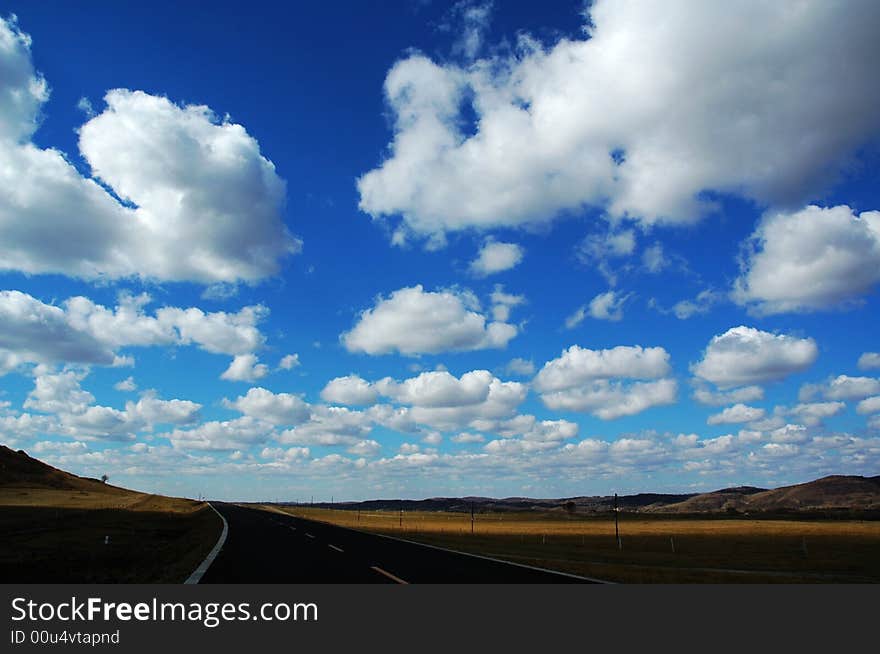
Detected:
left=100, top=474, right=109, bottom=484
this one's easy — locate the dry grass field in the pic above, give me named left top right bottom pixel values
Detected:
left=0, top=447, right=221, bottom=583
left=266, top=506, right=880, bottom=583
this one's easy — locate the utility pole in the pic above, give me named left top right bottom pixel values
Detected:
left=614, top=493, right=621, bottom=550
left=470, top=502, right=475, bottom=535
left=399, top=507, right=403, bottom=529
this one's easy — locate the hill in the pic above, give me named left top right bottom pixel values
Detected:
left=0, top=444, right=221, bottom=582
left=646, top=476, right=880, bottom=515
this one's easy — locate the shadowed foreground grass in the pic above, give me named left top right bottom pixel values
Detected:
left=0, top=488, right=221, bottom=583
left=264, top=506, right=880, bottom=583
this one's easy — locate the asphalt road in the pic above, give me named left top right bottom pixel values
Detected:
left=199, top=503, right=599, bottom=583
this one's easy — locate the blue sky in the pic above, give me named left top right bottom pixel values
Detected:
left=1, top=1, right=879, bottom=501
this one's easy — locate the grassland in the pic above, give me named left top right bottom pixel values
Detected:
left=0, top=484, right=221, bottom=583
left=265, top=506, right=880, bottom=583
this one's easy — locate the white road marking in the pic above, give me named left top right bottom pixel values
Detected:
left=184, top=503, right=229, bottom=584
left=328, top=544, right=344, bottom=553
left=305, top=533, right=315, bottom=539
left=370, top=565, right=408, bottom=584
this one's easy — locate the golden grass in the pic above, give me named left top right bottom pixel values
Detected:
left=264, top=506, right=880, bottom=583
left=0, top=486, right=204, bottom=513
left=0, top=484, right=219, bottom=582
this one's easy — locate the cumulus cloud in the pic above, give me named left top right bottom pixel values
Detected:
left=452, top=432, right=485, bottom=444
left=733, top=205, right=880, bottom=314
left=357, top=2, right=880, bottom=241
left=223, top=387, right=310, bottom=426
left=20, top=368, right=200, bottom=440
left=321, top=375, right=380, bottom=406
left=565, top=291, right=630, bottom=328
left=706, top=404, right=765, bottom=426
left=576, top=229, right=636, bottom=286
left=0, top=17, right=299, bottom=284
left=504, top=357, right=535, bottom=376
left=0, top=289, right=271, bottom=377
left=278, top=406, right=374, bottom=447
left=220, top=354, right=269, bottom=382
left=857, top=396, right=880, bottom=415
left=692, top=326, right=818, bottom=388
left=469, top=240, right=524, bottom=276
left=114, top=376, right=137, bottom=392
left=0, top=291, right=117, bottom=372
left=799, top=375, right=880, bottom=402
left=341, top=285, right=517, bottom=355
left=534, top=345, right=676, bottom=419
left=534, top=345, right=671, bottom=392
left=858, top=352, right=880, bottom=371
left=671, top=290, right=721, bottom=320
left=169, top=416, right=275, bottom=451
left=779, top=402, right=846, bottom=427
left=0, top=290, right=271, bottom=375
left=278, top=354, right=300, bottom=370
left=692, top=384, right=764, bottom=406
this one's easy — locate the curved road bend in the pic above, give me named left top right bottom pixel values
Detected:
left=200, top=503, right=601, bottom=584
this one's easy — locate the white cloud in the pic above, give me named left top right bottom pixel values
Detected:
left=260, top=446, right=310, bottom=462
left=376, top=370, right=493, bottom=407
left=447, top=0, right=493, bottom=60
left=0, top=291, right=117, bottom=372
left=341, top=285, right=517, bottom=355
left=800, top=375, right=880, bottom=402
left=706, top=404, right=765, bottom=426
left=671, top=290, right=721, bottom=320
left=856, top=396, right=880, bottom=415
left=278, top=406, right=373, bottom=447
left=564, top=305, right=587, bottom=330
left=64, top=292, right=268, bottom=355
left=469, top=240, right=524, bottom=276
left=125, top=391, right=201, bottom=426
left=114, top=376, right=137, bottom=392
left=534, top=345, right=676, bottom=419
left=19, top=368, right=200, bottom=440
left=24, top=369, right=94, bottom=415
left=0, top=18, right=300, bottom=283
left=539, top=378, right=678, bottom=420
left=642, top=243, right=667, bottom=273
left=534, top=345, right=671, bottom=392
left=0, top=290, right=270, bottom=377
left=566, top=291, right=630, bottom=327
left=489, top=285, right=525, bottom=322
left=575, top=229, right=635, bottom=285
left=692, top=385, right=764, bottom=406
left=321, top=375, right=380, bottom=406
left=452, top=432, right=485, bottom=444
left=587, top=290, right=630, bottom=322
left=347, top=439, right=381, bottom=457
left=780, top=402, right=845, bottom=427
left=858, top=352, right=880, bottom=371
left=223, top=387, right=310, bottom=426
left=357, top=2, right=880, bottom=240
left=504, top=357, right=535, bottom=376
left=169, top=416, right=274, bottom=451
left=692, top=326, right=818, bottom=388
left=733, top=205, right=880, bottom=314
left=278, top=354, right=300, bottom=370
left=220, top=354, right=269, bottom=382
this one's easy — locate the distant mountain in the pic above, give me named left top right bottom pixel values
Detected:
left=297, top=475, right=880, bottom=516
left=646, top=476, right=880, bottom=514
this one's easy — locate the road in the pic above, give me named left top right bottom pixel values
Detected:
left=199, top=503, right=601, bottom=583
